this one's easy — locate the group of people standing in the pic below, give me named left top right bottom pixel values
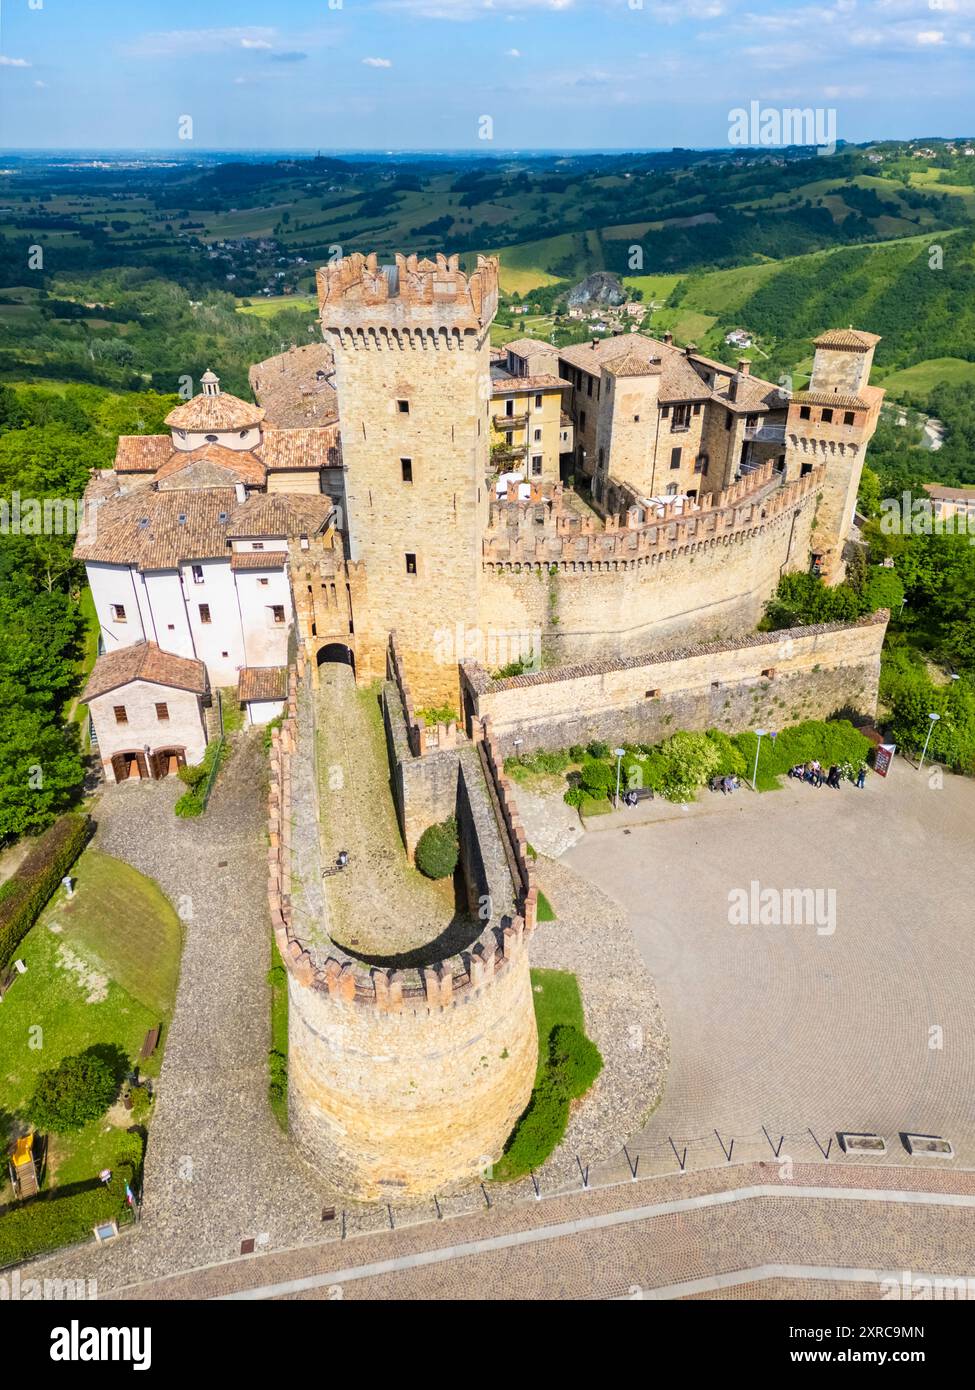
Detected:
left=788, top=760, right=868, bottom=790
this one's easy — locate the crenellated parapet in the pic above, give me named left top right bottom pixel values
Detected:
left=267, top=649, right=533, bottom=1016
left=483, top=461, right=825, bottom=570
left=318, top=251, right=499, bottom=346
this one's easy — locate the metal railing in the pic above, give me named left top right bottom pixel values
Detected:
left=743, top=422, right=787, bottom=443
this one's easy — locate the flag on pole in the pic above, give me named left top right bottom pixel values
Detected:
left=125, top=1183, right=135, bottom=1207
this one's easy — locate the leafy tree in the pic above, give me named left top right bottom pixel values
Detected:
left=27, top=1046, right=122, bottom=1133
left=0, top=703, right=85, bottom=841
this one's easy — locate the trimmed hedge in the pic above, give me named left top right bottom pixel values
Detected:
left=0, top=1136, right=142, bottom=1269
left=0, top=812, right=92, bottom=973
left=415, top=817, right=459, bottom=880
left=494, top=1021, right=604, bottom=1181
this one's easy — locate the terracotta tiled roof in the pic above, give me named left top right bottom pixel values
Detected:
left=261, top=425, right=342, bottom=471
left=82, top=641, right=207, bottom=702
left=712, top=373, right=789, bottom=414
left=226, top=493, right=333, bottom=539
left=230, top=550, right=289, bottom=571
left=154, top=443, right=267, bottom=488
left=115, top=436, right=173, bottom=473
left=238, top=666, right=289, bottom=703
left=559, top=335, right=710, bottom=403
left=813, top=328, right=881, bottom=351
left=792, top=390, right=870, bottom=411
left=249, top=344, right=338, bottom=429
left=604, top=352, right=662, bottom=378
left=165, top=385, right=264, bottom=432
left=503, top=338, right=560, bottom=358
left=924, top=483, right=975, bottom=502
left=490, top=374, right=571, bottom=395
left=75, top=488, right=239, bottom=569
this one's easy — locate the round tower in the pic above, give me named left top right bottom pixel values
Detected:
left=318, top=251, right=499, bottom=707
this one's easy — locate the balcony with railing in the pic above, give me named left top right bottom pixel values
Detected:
left=743, top=420, right=787, bottom=444
left=493, top=411, right=528, bottom=430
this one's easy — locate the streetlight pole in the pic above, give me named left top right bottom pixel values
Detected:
left=918, top=712, right=940, bottom=772
left=614, top=747, right=626, bottom=807
left=751, top=729, right=766, bottom=792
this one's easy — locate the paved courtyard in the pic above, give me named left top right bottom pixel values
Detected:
left=562, top=757, right=975, bottom=1173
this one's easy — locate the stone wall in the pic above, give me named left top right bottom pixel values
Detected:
left=462, top=612, right=888, bottom=755
left=480, top=467, right=821, bottom=665
left=268, top=647, right=539, bottom=1201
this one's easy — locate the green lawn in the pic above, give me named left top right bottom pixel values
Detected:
left=0, top=848, right=182, bottom=1191
left=877, top=357, right=975, bottom=403
left=528, top=968, right=584, bottom=1084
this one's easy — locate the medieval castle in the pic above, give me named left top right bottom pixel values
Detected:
left=77, top=251, right=888, bottom=1199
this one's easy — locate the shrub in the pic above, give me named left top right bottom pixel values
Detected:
left=0, top=812, right=92, bottom=972
left=733, top=719, right=872, bottom=786
left=705, top=729, right=748, bottom=778
left=417, top=705, right=458, bottom=727
left=496, top=1077, right=570, bottom=1175
left=174, top=739, right=225, bottom=818
left=568, top=744, right=586, bottom=762
left=579, top=758, right=614, bottom=798
left=415, top=817, right=459, bottom=879
left=563, top=785, right=585, bottom=807
left=586, top=740, right=611, bottom=759
left=549, top=1024, right=603, bottom=1098
left=26, top=1046, right=123, bottom=1134
left=657, top=730, right=722, bottom=802
left=262, top=714, right=284, bottom=752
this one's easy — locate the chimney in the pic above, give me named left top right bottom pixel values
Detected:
left=234, top=482, right=247, bottom=504
left=662, top=331, right=673, bottom=346
left=591, top=339, right=599, bottom=350
left=728, top=374, right=739, bottom=404
left=738, top=358, right=751, bottom=376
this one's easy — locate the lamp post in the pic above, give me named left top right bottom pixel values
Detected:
left=614, top=747, right=627, bottom=807
left=918, top=712, right=940, bottom=772
left=751, top=729, right=767, bottom=792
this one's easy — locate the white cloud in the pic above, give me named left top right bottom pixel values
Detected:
left=123, top=27, right=278, bottom=58
left=374, top=0, right=575, bottom=18
left=0, top=55, right=31, bottom=67
left=506, top=48, right=523, bottom=56
left=34, top=79, right=47, bottom=88
left=363, top=57, right=393, bottom=67
left=915, top=29, right=946, bottom=43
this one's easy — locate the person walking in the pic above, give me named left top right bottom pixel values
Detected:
left=856, top=763, right=867, bottom=790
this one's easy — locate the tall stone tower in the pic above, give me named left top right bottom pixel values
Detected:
left=783, top=329, right=884, bottom=580
left=318, top=252, right=499, bottom=707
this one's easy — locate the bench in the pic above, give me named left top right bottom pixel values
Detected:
left=625, top=787, right=654, bottom=804
left=139, top=1025, right=161, bottom=1061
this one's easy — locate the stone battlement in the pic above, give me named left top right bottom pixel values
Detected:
left=318, top=251, right=499, bottom=337
left=483, top=461, right=825, bottom=569
left=267, top=651, right=533, bottom=1016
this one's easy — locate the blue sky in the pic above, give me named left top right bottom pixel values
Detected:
left=2, top=0, right=973, bottom=150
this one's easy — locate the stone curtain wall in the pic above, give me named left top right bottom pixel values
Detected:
left=478, top=719, right=538, bottom=932
left=479, top=466, right=822, bottom=666
left=463, top=612, right=888, bottom=755
left=269, top=649, right=539, bottom=1200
